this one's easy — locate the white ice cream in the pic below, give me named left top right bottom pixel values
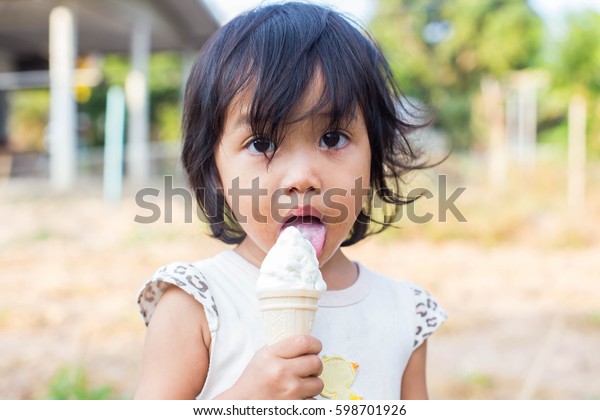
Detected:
left=257, top=227, right=327, bottom=293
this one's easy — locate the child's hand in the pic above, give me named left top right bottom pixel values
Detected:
left=219, top=335, right=324, bottom=400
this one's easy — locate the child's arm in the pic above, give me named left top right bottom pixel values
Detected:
left=135, top=285, right=210, bottom=399
left=135, top=285, right=324, bottom=399
left=400, top=340, right=428, bottom=399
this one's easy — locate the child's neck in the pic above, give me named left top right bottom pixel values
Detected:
left=319, top=249, right=359, bottom=291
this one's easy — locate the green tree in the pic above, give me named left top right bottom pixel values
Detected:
left=551, top=12, right=600, bottom=94
left=370, top=0, right=543, bottom=148
left=536, top=11, right=600, bottom=157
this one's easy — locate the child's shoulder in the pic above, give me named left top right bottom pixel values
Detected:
left=136, top=253, right=229, bottom=330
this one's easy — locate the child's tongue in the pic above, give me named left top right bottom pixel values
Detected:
left=284, top=217, right=326, bottom=257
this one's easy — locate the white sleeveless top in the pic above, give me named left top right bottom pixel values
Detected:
left=137, top=250, right=447, bottom=400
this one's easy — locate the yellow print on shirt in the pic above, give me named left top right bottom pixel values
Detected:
left=319, top=355, right=364, bottom=400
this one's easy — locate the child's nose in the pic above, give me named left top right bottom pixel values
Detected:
left=280, top=151, right=322, bottom=195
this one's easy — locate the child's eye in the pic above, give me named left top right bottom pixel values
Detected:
left=246, top=137, right=276, bottom=155
left=319, top=132, right=349, bottom=150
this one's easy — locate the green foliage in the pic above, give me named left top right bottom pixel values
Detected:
left=148, top=52, right=183, bottom=143
left=44, top=365, right=117, bottom=400
left=155, top=102, right=182, bottom=142
left=148, top=52, right=183, bottom=92
left=78, top=52, right=184, bottom=147
left=538, top=11, right=600, bottom=157
left=550, top=12, right=600, bottom=93
left=441, top=0, right=542, bottom=77
left=537, top=122, right=568, bottom=148
left=7, top=89, right=49, bottom=151
left=370, top=0, right=543, bottom=149
left=78, top=83, right=109, bottom=147
left=102, top=55, right=129, bottom=86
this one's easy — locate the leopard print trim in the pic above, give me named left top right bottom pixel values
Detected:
left=410, top=285, right=447, bottom=349
left=136, top=262, right=219, bottom=332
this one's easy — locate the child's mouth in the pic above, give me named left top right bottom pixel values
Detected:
left=281, top=215, right=326, bottom=257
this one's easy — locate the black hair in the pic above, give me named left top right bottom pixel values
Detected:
left=182, top=1, right=436, bottom=246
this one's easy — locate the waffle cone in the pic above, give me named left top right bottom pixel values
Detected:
left=257, top=288, right=321, bottom=345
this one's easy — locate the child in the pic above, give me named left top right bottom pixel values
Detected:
left=135, top=2, right=447, bottom=400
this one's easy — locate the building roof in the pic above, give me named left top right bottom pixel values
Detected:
left=0, top=0, right=220, bottom=66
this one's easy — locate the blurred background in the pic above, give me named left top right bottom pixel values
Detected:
left=1, top=0, right=599, bottom=399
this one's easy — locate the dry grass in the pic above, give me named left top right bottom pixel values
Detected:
left=0, top=156, right=599, bottom=399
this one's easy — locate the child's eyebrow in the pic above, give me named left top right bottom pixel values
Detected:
left=231, top=112, right=251, bottom=130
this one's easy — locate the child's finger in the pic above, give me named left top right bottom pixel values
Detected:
left=298, top=376, right=324, bottom=399
left=289, top=353, right=323, bottom=378
left=270, top=335, right=322, bottom=359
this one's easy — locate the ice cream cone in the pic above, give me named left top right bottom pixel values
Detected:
left=257, top=288, right=321, bottom=345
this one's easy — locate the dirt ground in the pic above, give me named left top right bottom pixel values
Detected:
left=1, top=173, right=599, bottom=400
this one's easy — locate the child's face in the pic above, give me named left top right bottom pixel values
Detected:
left=215, top=76, right=371, bottom=267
